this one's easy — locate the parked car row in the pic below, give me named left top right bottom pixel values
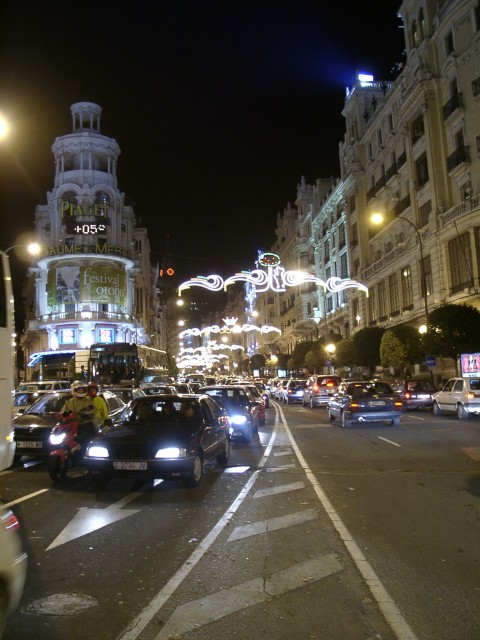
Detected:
left=271, top=374, right=480, bottom=424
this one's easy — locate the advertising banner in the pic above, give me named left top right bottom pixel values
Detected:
left=460, top=353, right=480, bottom=378
left=47, top=266, right=127, bottom=306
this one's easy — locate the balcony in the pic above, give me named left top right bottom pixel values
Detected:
left=33, top=309, right=132, bottom=327
left=443, top=93, right=463, bottom=120
left=446, top=145, right=470, bottom=172
left=385, top=162, right=398, bottom=182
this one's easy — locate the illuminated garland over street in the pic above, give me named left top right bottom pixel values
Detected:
left=178, top=252, right=369, bottom=296
left=178, top=316, right=281, bottom=338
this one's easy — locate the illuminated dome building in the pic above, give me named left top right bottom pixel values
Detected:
left=20, top=102, right=161, bottom=382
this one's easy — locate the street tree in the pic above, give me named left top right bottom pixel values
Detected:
left=334, top=337, right=355, bottom=370
left=380, top=329, right=407, bottom=371
left=289, top=341, right=313, bottom=370
left=353, top=327, right=385, bottom=376
left=423, top=303, right=480, bottom=373
left=304, top=348, right=325, bottom=373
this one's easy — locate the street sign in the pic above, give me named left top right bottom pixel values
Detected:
left=426, top=356, right=436, bottom=368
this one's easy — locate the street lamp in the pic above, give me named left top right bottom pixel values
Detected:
left=0, top=113, right=9, bottom=140
left=370, top=211, right=428, bottom=328
left=4, top=243, right=41, bottom=257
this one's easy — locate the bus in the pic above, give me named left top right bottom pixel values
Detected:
left=88, top=343, right=168, bottom=386
left=0, top=251, right=16, bottom=470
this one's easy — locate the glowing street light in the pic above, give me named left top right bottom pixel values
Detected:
left=4, top=242, right=41, bottom=257
left=0, top=114, right=9, bottom=140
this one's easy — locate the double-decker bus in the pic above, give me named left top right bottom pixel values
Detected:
left=88, top=343, right=168, bottom=386
left=0, top=251, right=16, bottom=470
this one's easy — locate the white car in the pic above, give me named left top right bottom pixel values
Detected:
left=433, top=377, right=480, bottom=420
left=0, top=505, right=28, bottom=635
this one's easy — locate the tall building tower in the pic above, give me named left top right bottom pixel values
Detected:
left=21, top=102, right=159, bottom=382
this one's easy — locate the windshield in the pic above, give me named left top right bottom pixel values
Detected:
left=26, top=394, right=69, bottom=414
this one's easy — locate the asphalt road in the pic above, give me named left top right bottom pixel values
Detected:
left=2, top=401, right=480, bottom=639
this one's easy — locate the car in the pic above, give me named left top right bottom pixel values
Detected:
left=84, top=394, right=230, bottom=489
left=13, top=390, right=126, bottom=460
left=105, top=386, right=145, bottom=405
left=254, top=381, right=270, bottom=408
left=282, top=379, right=307, bottom=405
left=302, top=375, right=342, bottom=408
left=140, top=383, right=177, bottom=396
left=172, top=382, right=195, bottom=394
left=272, top=380, right=288, bottom=401
left=328, top=380, right=404, bottom=428
left=0, top=504, right=28, bottom=636
left=380, top=378, right=437, bottom=410
left=432, top=377, right=480, bottom=420
left=13, top=390, right=42, bottom=418
left=200, top=385, right=261, bottom=441
left=242, top=384, right=266, bottom=424
left=16, top=380, right=70, bottom=393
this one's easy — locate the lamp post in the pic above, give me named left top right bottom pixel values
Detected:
left=370, top=212, right=428, bottom=328
left=4, top=243, right=41, bottom=257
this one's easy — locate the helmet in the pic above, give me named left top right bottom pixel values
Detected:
left=87, top=382, right=99, bottom=393
left=71, top=381, right=87, bottom=398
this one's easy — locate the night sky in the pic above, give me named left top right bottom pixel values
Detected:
left=0, top=1, right=405, bottom=282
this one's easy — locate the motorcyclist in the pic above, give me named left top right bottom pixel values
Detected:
left=86, top=382, right=111, bottom=429
left=60, top=381, right=97, bottom=446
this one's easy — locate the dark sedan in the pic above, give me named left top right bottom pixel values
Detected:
left=328, top=380, right=404, bottom=428
left=199, top=385, right=261, bottom=442
left=13, top=391, right=71, bottom=459
left=84, top=394, right=230, bottom=489
left=13, top=390, right=126, bottom=460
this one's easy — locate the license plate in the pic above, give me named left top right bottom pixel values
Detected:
left=368, top=400, right=386, bottom=407
left=113, top=461, right=147, bottom=471
left=17, top=441, right=42, bottom=448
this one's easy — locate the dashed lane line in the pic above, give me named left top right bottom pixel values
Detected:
left=154, top=553, right=343, bottom=640
left=378, top=436, right=401, bottom=447
left=253, top=481, right=305, bottom=498
left=227, top=508, right=318, bottom=542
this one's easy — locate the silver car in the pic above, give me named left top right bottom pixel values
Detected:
left=0, top=504, right=27, bottom=635
left=433, top=377, right=480, bottom=420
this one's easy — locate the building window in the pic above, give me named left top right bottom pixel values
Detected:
left=368, top=289, right=377, bottom=323
left=412, top=114, right=425, bottom=144
left=388, top=114, right=394, bottom=132
left=415, top=153, right=429, bottom=187
left=448, top=233, right=473, bottom=292
left=421, top=255, right=433, bottom=298
left=340, top=252, right=348, bottom=278
left=402, top=266, right=413, bottom=308
left=419, top=200, right=432, bottom=227
left=378, top=280, right=387, bottom=318
left=445, top=30, right=454, bottom=56
left=389, top=273, right=400, bottom=313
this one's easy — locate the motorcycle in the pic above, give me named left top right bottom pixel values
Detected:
left=48, top=408, right=101, bottom=482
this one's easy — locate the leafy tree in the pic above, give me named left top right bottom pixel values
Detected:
left=289, top=341, right=313, bottom=370
left=352, top=327, right=385, bottom=376
left=334, top=338, right=355, bottom=369
left=380, top=330, right=407, bottom=369
left=423, top=303, right=480, bottom=371
left=390, top=324, right=424, bottom=364
left=304, top=348, right=325, bottom=373
left=249, top=353, right=266, bottom=373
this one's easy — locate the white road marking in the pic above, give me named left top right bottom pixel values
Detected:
left=46, top=492, right=144, bottom=551
left=266, top=463, right=296, bottom=472
left=378, top=436, right=401, bottom=447
left=462, top=447, right=480, bottom=461
left=253, top=481, right=305, bottom=498
left=115, top=416, right=280, bottom=640
left=275, top=403, right=419, bottom=640
left=154, top=554, right=342, bottom=639
left=272, top=448, right=292, bottom=456
left=227, top=508, right=318, bottom=542
left=2, top=488, right=49, bottom=509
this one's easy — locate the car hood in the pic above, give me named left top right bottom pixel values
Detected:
left=93, top=423, right=200, bottom=446
left=13, top=414, right=59, bottom=429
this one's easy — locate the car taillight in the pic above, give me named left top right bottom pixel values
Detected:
left=2, top=509, right=20, bottom=533
left=326, top=382, right=334, bottom=387
left=288, top=389, right=292, bottom=394
left=467, top=392, right=476, bottom=399
left=348, top=402, right=360, bottom=412
left=404, top=392, right=411, bottom=399
left=394, top=400, right=403, bottom=411
left=313, top=385, right=319, bottom=392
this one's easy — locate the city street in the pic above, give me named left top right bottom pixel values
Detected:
left=2, top=401, right=480, bottom=640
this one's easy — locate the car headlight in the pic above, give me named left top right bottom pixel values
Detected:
left=87, top=445, right=109, bottom=458
left=155, top=447, right=186, bottom=459
left=230, top=414, right=247, bottom=425
left=49, top=432, right=67, bottom=445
